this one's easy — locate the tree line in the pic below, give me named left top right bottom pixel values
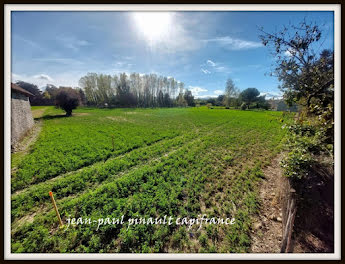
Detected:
left=15, top=75, right=274, bottom=114
left=78, top=72, right=195, bottom=108
left=196, top=81, right=270, bottom=110
left=14, top=72, right=196, bottom=115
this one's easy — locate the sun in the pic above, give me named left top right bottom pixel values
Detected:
left=132, top=12, right=173, bottom=45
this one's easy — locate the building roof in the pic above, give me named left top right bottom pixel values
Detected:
left=11, top=83, right=34, bottom=97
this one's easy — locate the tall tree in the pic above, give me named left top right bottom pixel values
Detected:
left=240, top=88, right=260, bottom=108
left=224, top=78, right=239, bottom=107
left=79, top=72, right=186, bottom=108
left=184, top=89, right=195, bottom=107
left=259, top=20, right=334, bottom=141
left=258, top=20, right=333, bottom=109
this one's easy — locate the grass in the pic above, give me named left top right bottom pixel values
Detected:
left=11, top=106, right=289, bottom=253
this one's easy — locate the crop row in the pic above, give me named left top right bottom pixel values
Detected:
left=11, top=131, right=222, bottom=252
left=11, top=107, right=233, bottom=192
left=11, top=119, right=180, bottom=192
left=12, top=118, right=232, bottom=224
left=11, top=131, right=199, bottom=221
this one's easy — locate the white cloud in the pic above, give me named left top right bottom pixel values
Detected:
left=196, top=94, right=218, bottom=99
left=260, top=92, right=283, bottom=100
left=284, top=49, right=296, bottom=57
left=202, top=60, right=231, bottom=74
left=204, top=36, right=263, bottom=50
left=201, top=68, right=211, bottom=74
left=214, top=90, right=223, bottom=95
left=206, top=60, right=216, bottom=67
left=112, top=61, right=134, bottom=70
left=57, top=35, right=91, bottom=52
left=188, top=86, right=208, bottom=96
left=13, top=34, right=41, bottom=49
left=12, top=72, right=83, bottom=90
left=11, top=73, right=22, bottom=81
left=33, top=74, right=53, bottom=82
left=214, top=66, right=231, bottom=73
left=33, top=58, right=84, bottom=66
left=12, top=73, right=54, bottom=89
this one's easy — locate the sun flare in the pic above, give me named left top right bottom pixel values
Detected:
left=132, top=12, right=172, bottom=44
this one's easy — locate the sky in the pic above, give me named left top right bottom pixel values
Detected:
left=11, top=11, right=334, bottom=99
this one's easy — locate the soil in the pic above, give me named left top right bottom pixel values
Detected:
left=292, top=160, right=334, bottom=253
left=31, top=107, right=48, bottom=119
left=250, top=154, right=284, bottom=253
left=250, top=153, right=334, bottom=253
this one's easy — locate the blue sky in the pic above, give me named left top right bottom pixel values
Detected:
left=11, top=11, right=334, bottom=98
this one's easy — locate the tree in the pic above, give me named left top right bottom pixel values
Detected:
left=239, top=88, right=260, bottom=108
left=259, top=20, right=334, bottom=142
left=15, top=81, right=45, bottom=105
left=184, top=89, right=195, bottom=106
left=216, top=95, right=225, bottom=106
left=176, top=93, right=187, bottom=107
left=163, top=93, right=172, bottom=107
left=157, top=90, right=164, bottom=107
left=255, top=95, right=270, bottom=110
left=55, top=87, right=80, bottom=116
left=40, top=84, right=59, bottom=105
left=258, top=20, right=333, bottom=108
left=77, top=88, right=87, bottom=106
left=79, top=72, right=185, bottom=108
left=224, top=78, right=238, bottom=107
left=206, top=97, right=216, bottom=106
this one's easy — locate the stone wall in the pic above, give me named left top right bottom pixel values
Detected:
left=11, top=91, right=34, bottom=148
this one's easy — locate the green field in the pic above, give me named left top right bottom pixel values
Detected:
left=11, top=106, right=287, bottom=253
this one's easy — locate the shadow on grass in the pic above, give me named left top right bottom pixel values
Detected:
left=34, top=114, right=68, bottom=121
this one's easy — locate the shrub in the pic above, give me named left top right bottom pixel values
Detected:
left=240, top=103, right=247, bottom=110
left=55, top=88, right=80, bottom=116
left=280, top=121, right=332, bottom=185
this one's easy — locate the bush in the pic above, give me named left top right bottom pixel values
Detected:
left=240, top=103, right=247, bottom=110
left=206, top=103, right=213, bottom=109
left=55, top=88, right=80, bottom=116
left=280, top=120, right=332, bottom=185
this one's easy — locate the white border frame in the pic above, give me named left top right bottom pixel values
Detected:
left=4, top=4, right=341, bottom=260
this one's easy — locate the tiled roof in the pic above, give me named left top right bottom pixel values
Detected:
left=11, top=83, right=34, bottom=97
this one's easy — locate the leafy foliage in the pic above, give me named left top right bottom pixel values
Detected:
left=79, top=72, right=194, bottom=108
left=239, top=88, right=260, bottom=109
left=55, top=87, right=80, bottom=116
left=259, top=20, right=334, bottom=186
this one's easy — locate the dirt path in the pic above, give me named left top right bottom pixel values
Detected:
left=250, top=154, right=284, bottom=253
left=31, top=107, right=49, bottom=119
